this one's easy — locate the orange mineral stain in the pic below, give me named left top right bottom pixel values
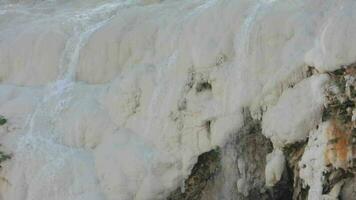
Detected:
left=325, top=120, right=351, bottom=169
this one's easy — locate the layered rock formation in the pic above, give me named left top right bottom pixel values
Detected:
left=0, top=0, right=355, bottom=199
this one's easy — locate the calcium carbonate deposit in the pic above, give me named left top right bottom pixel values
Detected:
left=0, top=0, right=355, bottom=200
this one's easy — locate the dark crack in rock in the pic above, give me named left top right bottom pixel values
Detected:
left=0, top=116, right=11, bottom=169
left=167, top=148, right=221, bottom=200
left=283, top=141, right=309, bottom=200
left=168, top=109, right=295, bottom=200
left=167, top=64, right=356, bottom=200
left=206, top=109, right=294, bottom=200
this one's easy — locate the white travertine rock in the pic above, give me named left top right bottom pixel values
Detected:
left=0, top=0, right=353, bottom=199
left=305, top=1, right=356, bottom=72
left=299, top=123, right=328, bottom=200
left=262, top=74, right=328, bottom=148
left=0, top=23, right=67, bottom=85
left=265, top=149, right=285, bottom=187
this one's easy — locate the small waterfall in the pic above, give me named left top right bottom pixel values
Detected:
left=218, top=1, right=278, bottom=199
left=215, top=109, right=274, bottom=200
left=1, top=0, right=289, bottom=199
left=22, top=0, right=132, bottom=136
left=10, top=1, right=134, bottom=199
left=22, top=1, right=128, bottom=141
left=235, top=0, right=277, bottom=62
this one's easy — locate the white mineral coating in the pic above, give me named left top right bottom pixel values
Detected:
left=299, top=123, right=328, bottom=200
left=305, top=1, right=356, bottom=72
left=0, top=0, right=352, bottom=199
left=262, top=74, right=329, bottom=148
left=265, top=149, right=285, bottom=187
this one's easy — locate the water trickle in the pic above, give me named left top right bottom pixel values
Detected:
left=9, top=1, right=135, bottom=199
left=235, top=0, right=276, bottom=61
left=219, top=1, right=278, bottom=199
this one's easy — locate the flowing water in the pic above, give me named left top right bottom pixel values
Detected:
left=6, top=1, right=136, bottom=199
left=219, top=1, right=278, bottom=199
left=1, top=0, right=283, bottom=199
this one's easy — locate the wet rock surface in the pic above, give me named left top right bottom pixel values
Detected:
left=167, top=149, right=221, bottom=200
left=169, top=65, right=355, bottom=200
left=169, top=110, right=293, bottom=200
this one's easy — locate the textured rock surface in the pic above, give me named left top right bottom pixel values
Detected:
left=0, top=0, right=355, bottom=200
left=167, top=148, right=221, bottom=200
left=172, top=66, right=355, bottom=200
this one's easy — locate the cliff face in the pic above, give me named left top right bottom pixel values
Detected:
left=168, top=65, right=356, bottom=200
left=0, top=0, right=355, bottom=200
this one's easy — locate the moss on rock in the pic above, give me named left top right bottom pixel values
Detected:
left=0, top=115, right=7, bottom=126
left=0, top=116, right=10, bottom=168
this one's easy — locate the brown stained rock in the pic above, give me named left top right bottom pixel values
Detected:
left=323, top=64, right=356, bottom=171
left=166, top=65, right=355, bottom=200
left=319, top=65, right=356, bottom=198
left=325, top=120, right=351, bottom=169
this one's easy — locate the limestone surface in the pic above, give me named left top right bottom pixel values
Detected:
left=0, top=0, right=354, bottom=200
